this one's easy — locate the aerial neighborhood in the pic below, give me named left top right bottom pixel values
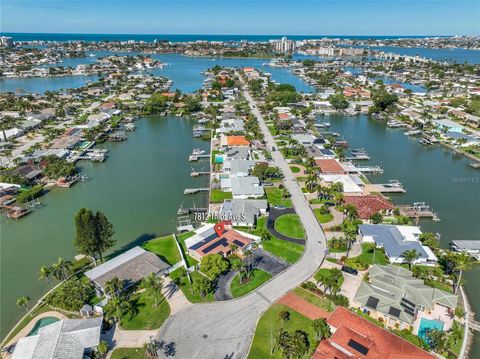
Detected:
left=0, top=26, right=479, bottom=359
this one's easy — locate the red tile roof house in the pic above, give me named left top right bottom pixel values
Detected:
left=344, top=195, right=394, bottom=220
left=184, top=223, right=260, bottom=262
left=313, top=306, right=435, bottom=359
left=315, top=159, right=346, bottom=175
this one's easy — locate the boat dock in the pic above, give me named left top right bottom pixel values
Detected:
left=184, top=188, right=210, bottom=195
left=189, top=154, right=210, bottom=161
left=191, top=170, right=210, bottom=177
left=365, top=180, right=406, bottom=193
left=356, top=166, right=384, bottom=175
left=397, top=202, right=440, bottom=221
left=177, top=207, right=208, bottom=215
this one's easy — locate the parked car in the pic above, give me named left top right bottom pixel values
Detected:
left=341, top=265, right=358, bottom=275
left=262, top=182, right=274, bottom=187
left=267, top=219, right=274, bottom=228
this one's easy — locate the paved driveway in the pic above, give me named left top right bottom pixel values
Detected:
left=267, top=207, right=306, bottom=245
left=214, top=270, right=237, bottom=301
left=156, top=77, right=327, bottom=359
left=251, top=248, right=290, bottom=276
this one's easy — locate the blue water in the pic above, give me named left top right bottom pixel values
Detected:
left=0, top=75, right=99, bottom=94
left=417, top=317, right=444, bottom=343
left=0, top=33, right=440, bottom=42
left=1, top=53, right=314, bottom=94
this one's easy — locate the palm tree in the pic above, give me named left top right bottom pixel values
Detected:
left=106, top=295, right=131, bottom=322
left=312, top=318, right=331, bottom=340
left=39, top=265, right=53, bottom=287
left=453, top=252, right=472, bottom=294
left=450, top=321, right=463, bottom=345
left=52, top=257, right=70, bottom=281
left=0, top=116, right=19, bottom=142
left=141, top=273, right=164, bottom=307
left=105, top=277, right=123, bottom=298
left=344, top=204, right=358, bottom=222
left=17, top=296, right=31, bottom=316
left=402, top=249, right=420, bottom=270
left=426, top=329, right=447, bottom=354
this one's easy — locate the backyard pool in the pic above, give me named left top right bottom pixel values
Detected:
left=418, top=317, right=445, bottom=343
left=28, top=317, right=59, bottom=336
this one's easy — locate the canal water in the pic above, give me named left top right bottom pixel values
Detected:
left=324, top=114, right=480, bottom=357
left=0, top=115, right=209, bottom=340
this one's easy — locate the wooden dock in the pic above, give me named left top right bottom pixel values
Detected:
left=397, top=202, right=439, bottom=221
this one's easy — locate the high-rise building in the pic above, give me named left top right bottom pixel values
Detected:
left=0, top=36, right=14, bottom=48
left=274, top=36, right=296, bottom=53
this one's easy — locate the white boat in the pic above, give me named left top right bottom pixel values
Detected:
left=192, top=148, right=206, bottom=155
left=405, top=129, right=421, bottom=136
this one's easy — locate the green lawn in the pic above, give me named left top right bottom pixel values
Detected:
left=176, top=231, right=198, bottom=267
left=111, top=348, right=147, bottom=359
left=327, top=239, right=347, bottom=253
left=230, top=269, right=272, bottom=298
left=293, top=286, right=335, bottom=312
left=314, top=268, right=344, bottom=288
left=142, top=235, right=181, bottom=265
left=290, top=166, right=301, bottom=173
left=313, top=208, right=334, bottom=223
left=210, top=189, right=233, bottom=203
left=169, top=269, right=214, bottom=303
left=274, top=214, right=305, bottom=239
left=120, top=291, right=170, bottom=330
left=247, top=304, right=318, bottom=359
left=268, top=125, right=278, bottom=136
left=265, top=187, right=292, bottom=208
left=345, top=244, right=388, bottom=270
left=254, top=217, right=304, bottom=264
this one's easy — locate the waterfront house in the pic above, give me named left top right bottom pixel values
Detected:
left=313, top=306, right=435, bottom=359
left=185, top=223, right=260, bottom=261
left=353, top=265, right=457, bottom=331
left=84, top=246, right=170, bottom=296
left=222, top=159, right=256, bottom=178
left=224, top=146, right=251, bottom=161
left=315, top=159, right=346, bottom=175
left=359, top=224, right=437, bottom=266
left=320, top=174, right=363, bottom=195
left=230, top=176, right=264, bottom=199
left=221, top=135, right=250, bottom=147
left=220, top=199, right=268, bottom=227
left=344, top=195, right=394, bottom=220
left=12, top=317, right=102, bottom=359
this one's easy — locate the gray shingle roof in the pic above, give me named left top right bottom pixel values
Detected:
left=12, top=317, right=102, bottom=359
left=220, top=199, right=267, bottom=225
left=354, top=265, right=457, bottom=325
left=85, top=246, right=169, bottom=290
left=360, top=224, right=428, bottom=259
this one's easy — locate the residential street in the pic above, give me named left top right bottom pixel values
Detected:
left=156, top=79, right=327, bottom=359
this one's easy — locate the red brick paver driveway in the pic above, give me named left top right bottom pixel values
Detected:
left=278, top=292, right=329, bottom=320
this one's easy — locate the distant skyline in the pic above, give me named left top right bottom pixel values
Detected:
left=1, top=1, right=479, bottom=36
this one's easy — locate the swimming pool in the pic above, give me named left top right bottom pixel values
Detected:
left=417, top=317, right=444, bottom=343
left=28, top=317, right=59, bottom=336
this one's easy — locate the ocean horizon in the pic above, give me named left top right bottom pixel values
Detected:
left=0, top=32, right=453, bottom=42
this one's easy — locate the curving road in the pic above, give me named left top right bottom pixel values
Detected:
left=157, top=79, right=327, bottom=359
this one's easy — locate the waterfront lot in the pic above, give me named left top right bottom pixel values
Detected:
left=141, top=235, right=181, bottom=265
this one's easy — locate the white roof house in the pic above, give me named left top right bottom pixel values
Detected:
left=12, top=317, right=102, bottom=359
left=320, top=174, right=363, bottom=194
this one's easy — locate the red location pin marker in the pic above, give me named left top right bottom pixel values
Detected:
left=214, top=222, right=225, bottom=237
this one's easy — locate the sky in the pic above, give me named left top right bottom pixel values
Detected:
left=1, top=0, right=479, bottom=36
